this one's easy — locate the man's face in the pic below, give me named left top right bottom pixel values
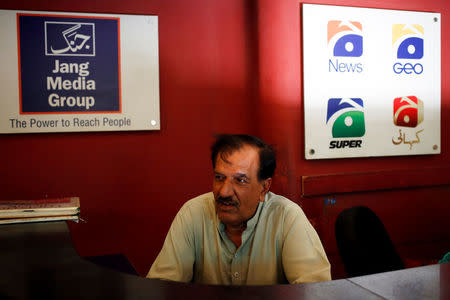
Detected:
left=213, top=145, right=270, bottom=229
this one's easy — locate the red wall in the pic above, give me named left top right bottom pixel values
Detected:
left=1, top=0, right=449, bottom=278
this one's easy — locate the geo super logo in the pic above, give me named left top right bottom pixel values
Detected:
left=393, top=96, right=424, bottom=127
left=392, top=24, right=424, bottom=75
left=327, top=98, right=365, bottom=138
left=327, top=21, right=363, bottom=57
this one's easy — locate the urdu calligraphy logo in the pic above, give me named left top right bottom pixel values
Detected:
left=45, top=22, right=95, bottom=56
left=393, top=24, right=424, bottom=59
left=392, top=96, right=424, bottom=150
left=327, top=20, right=363, bottom=57
left=326, top=98, right=365, bottom=138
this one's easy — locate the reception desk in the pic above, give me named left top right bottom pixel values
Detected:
left=0, top=221, right=448, bottom=299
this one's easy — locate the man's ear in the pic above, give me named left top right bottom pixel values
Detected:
left=259, top=178, right=272, bottom=201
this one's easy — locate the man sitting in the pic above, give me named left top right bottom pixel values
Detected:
left=148, top=134, right=331, bottom=285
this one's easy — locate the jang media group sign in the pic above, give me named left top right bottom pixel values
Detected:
left=18, top=13, right=121, bottom=114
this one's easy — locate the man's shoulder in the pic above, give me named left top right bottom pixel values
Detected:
left=185, top=192, right=214, bottom=205
left=263, top=192, right=306, bottom=220
left=178, top=192, right=215, bottom=215
left=261, top=192, right=312, bottom=237
left=265, top=192, right=300, bottom=211
left=173, top=192, right=216, bottom=231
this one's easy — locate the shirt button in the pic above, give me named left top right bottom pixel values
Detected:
left=234, top=272, right=240, bottom=278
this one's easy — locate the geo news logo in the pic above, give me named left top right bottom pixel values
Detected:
left=45, top=22, right=95, bottom=56
left=328, top=21, right=363, bottom=57
left=327, top=98, right=365, bottom=149
left=393, top=96, right=424, bottom=127
left=392, top=24, right=424, bottom=75
left=328, top=21, right=363, bottom=73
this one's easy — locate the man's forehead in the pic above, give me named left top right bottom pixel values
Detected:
left=216, top=146, right=259, bottom=169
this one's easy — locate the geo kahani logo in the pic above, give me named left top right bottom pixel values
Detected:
left=392, top=96, right=424, bottom=150
left=326, top=98, right=365, bottom=138
left=327, top=21, right=363, bottom=57
left=45, top=22, right=95, bottom=56
left=393, top=24, right=424, bottom=59
left=393, top=96, right=424, bottom=128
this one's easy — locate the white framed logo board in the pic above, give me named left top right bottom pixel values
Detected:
left=303, top=4, right=441, bottom=159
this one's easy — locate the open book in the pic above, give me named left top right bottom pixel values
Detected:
left=0, top=197, right=80, bottom=224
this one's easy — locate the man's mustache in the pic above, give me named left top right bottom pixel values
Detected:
left=216, top=196, right=238, bottom=206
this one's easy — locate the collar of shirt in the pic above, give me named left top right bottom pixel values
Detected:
left=216, top=197, right=266, bottom=251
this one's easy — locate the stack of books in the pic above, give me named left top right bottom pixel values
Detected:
left=0, top=197, right=80, bottom=225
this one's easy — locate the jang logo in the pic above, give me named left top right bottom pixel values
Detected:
left=327, top=98, right=365, bottom=138
left=393, top=24, right=424, bottom=59
left=393, top=96, right=424, bottom=127
left=45, top=22, right=95, bottom=56
left=327, top=21, right=363, bottom=57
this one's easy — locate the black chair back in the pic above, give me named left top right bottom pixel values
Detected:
left=335, top=206, right=404, bottom=277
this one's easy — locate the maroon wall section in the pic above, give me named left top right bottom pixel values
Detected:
left=1, top=0, right=449, bottom=278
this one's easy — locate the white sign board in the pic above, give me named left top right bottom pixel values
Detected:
left=303, top=4, right=440, bottom=159
left=0, top=10, right=160, bottom=133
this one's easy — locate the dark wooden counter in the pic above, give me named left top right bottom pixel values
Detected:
left=0, top=221, right=448, bottom=299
